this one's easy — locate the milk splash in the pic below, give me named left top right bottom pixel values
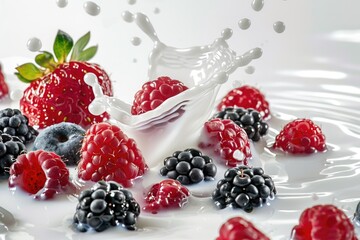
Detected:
left=86, top=12, right=262, bottom=167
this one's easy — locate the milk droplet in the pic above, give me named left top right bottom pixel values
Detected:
left=84, top=73, right=97, bottom=85
left=251, top=0, right=264, bottom=11
left=122, top=11, right=134, bottom=23
left=131, top=37, right=142, bottom=46
left=154, top=8, right=160, bottom=14
left=89, top=101, right=106, bottom=115
left=238, top=18, right=251, bottom=30
left=133, top=58, right=137, bottom=63
left=273, top=21, right=285, bottom=33
left=56, top=0, right=68, bottom=8
left=27, top=38, right=42, bottom=52
left=245, top=66, right=255, bottom=74
left=10, top=89, right=23, bottom=102
left=221, top=28, right=233, bottom=40
left=83, top=1, right=100, bottom=16
left=128, top=0, right=136, bottom=5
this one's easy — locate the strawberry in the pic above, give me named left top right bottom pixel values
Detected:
left=217, top=85, right=270, bottom=120
left=292, top=205, right=357, bottom=240
left=0, top=64, right=9, bottom=99
left=273, top=118, right=326, bottom=154
left=143, top=179, right=190, bottom=214
left=8, top=150, right=72, bottom=200
left=15, top=30, right=113, bottom=128
left=217, top=217, right=270, bottom=240
left=77, top=122, right=147, bottom=187
left=199, top=118, right=252, bottom=166
left=131, top=76, right=188, bottom=115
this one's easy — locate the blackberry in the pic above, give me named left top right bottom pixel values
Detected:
left=0, top=132, right=27, bottom=179
left=0, top=108, right=38, bottom=144
left=212, top=165, right=276, bottom=212
left=73, top=181, right=140, bottom=232
left=160, top=148, right=217, bottom=185
left=212, top=107, right=269, bottom=141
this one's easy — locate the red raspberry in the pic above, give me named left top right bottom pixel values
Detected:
left=77, top=122, right=147, bottom=187
left=131, top=76, right=188, bottom=115
left=199, top=118, right=252, bottom=167
left=273, top=119, right=326, bottom=154
left=143, top=179, right=190, bottom=214
left=8, top=150, right=71, bottom=200
left=217, top=85, right=270, bottom=120
left=0, top=64, right=9, bottom=99
left=292, top=205, right=357, bottom=240
left=217, top=217, right=270, bottom=240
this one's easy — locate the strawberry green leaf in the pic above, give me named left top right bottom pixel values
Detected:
left=35, top=51, right=56, bottom=70
left=15, top=63, right=43, bottom=81
left=70, top=31, right=91, bottom=61
left=53, top=30, right=74, bottom=63
left=15, top=72, right=32, bottom=83
left=76, top=46, right=98, bottom=62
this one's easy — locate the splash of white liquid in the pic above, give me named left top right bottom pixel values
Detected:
left=56, top=0, right=68, bottom=8
left=10, top=89, right=23, bottom=101
left=86, top=12, right=262, bottom=167
left=131, top=37, right=141, bottom=46
left=83, top=1, right=100, bottom=16
left=27, top=38, right=42, bottom=52
left=238, top=18, right=251, bottom=30
left=245, top=66, right=255, bottom=74
left=252, top=0, right=264, bottom=11
left=273, top=21, right=285, bottom=33
left=122, top=11, right=134, bottom=23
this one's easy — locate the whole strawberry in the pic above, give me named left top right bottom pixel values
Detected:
left=217, top=217, right=270, bottom=240
left=77, top=122, right=147, bottom=187
left=273, top=119, right=326, bottom=154
left=0, top=64, right=9, bottom=99
left=15, top=30, right=113, bottom=128
left=292, top=205, right=357, bottom=240
left=217, top=85, right=270, bottom=120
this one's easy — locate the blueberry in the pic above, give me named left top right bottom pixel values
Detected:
left=0, top=117, right=9, bottom=128
left=177, top=151, right=193, bottom=162
left=191, top=156, right=205, bottom=169
left=165, top=157, right=178, bottom=170
left=203, top=163, right=217, bottom=178
left=160, top=167, right=168, bottom=176
left=240, top=113, right=255, bottom=125
left=5, top=141, right=19, bottom=155
left=33, top=122, right=85, bottom=165
left=90, top=199, right=107, bottom=213
left=16, top=124, right=28, bottom=136
left=176, top=161, right=191, bottom=175
left=189, top=168, right=204, bottom=183
left=91, top=189, right=106, bottom=199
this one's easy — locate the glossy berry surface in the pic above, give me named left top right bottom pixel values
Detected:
left=199, top=118, right=252, bottom=166
left=33, top=122, right=85, bottom=165
left=213, top=107, right=269, bottom=141
left=0, top=64, right=9, bottom=99
left=212, top=166, right=276, bottom=212
left=273, top=118, right=326, bottom=154
left=217, top=85, right=270, bottom=120
left=8, top=150, right=71, bottom=200
left=131, top=76, right=188, bottom=115
left=0, top=108, right=38, bottom=143
left=292, top=204, right=357, bottom=240
left=160, top=148, right=217, bottom=185
left=217, top=217, right=270, bottom=240
left=73, top=181, right=140, bottom=232
left=77, top=122, right=147, bottom=187
left=143, top=179, right=190, bottom=214
left=0, top=132, right=27, bottom=179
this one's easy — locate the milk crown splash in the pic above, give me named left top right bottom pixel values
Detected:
left=86, top=12, right=262, bottom=166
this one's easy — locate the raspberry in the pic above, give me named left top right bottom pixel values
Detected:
left=0, top=64, right=9, bottom=99
left=199, top=118, right=252, bottom=166
left=217, top=217, right=270, bottom=240
left=33, top=122, right=85, bottom=165
left=131, top=76, right=188, bottom=115
left=213, top=107, right=269, bottom=141
left=292, top=205, right=357, bottom=240
left=160, top=148, right=217, bottom=185
left=8, top=150, right=71, bottom=200
left=273, top=119, right=326, bottom=154
left=212, top=166, right=276, bottom=212
left=73, top=181, right=140, bottom=232
left=217, top=85, right=270, bottom=120
left=77, top=122, right=147, bottom=187
left=143, top=179, right=190, bottom=214
left=0, top=108, right=38, bottom=144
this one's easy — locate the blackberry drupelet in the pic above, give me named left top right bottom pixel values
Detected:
left=160, top=148, right=217, bottom=185
left=73, top=181, right=140, bottom=232
left=0, top=132, right=26, bottom=179
left=212, top=107, right=269, bottom=141
left=212, top=165, right=276, bottom=212
left=0, top=108, right=38, bottom=143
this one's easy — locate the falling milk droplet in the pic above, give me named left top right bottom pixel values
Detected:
left=273, top=21, right=285, bottom=33
left=27, top=38, right=42, bottom=52
left=10, top=89, right=23, bottom=101
left=128, top=0, right=136, bottom=5
left=131, top=37, right=142, bottom=46
left=221, top=28, right=233, bottom=40
left=245, top=66, right=255, bottom=74
left=56, top=0, right=68, bottom=8
left=122, top=11, right=134, bottom=23
left=238, top=18, right=251, bottom=30
left=154, top=8, right=160, bottom=14
left=83, top=1, right=100, bottom=16
left=251, top=0, right=264, bottom=11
